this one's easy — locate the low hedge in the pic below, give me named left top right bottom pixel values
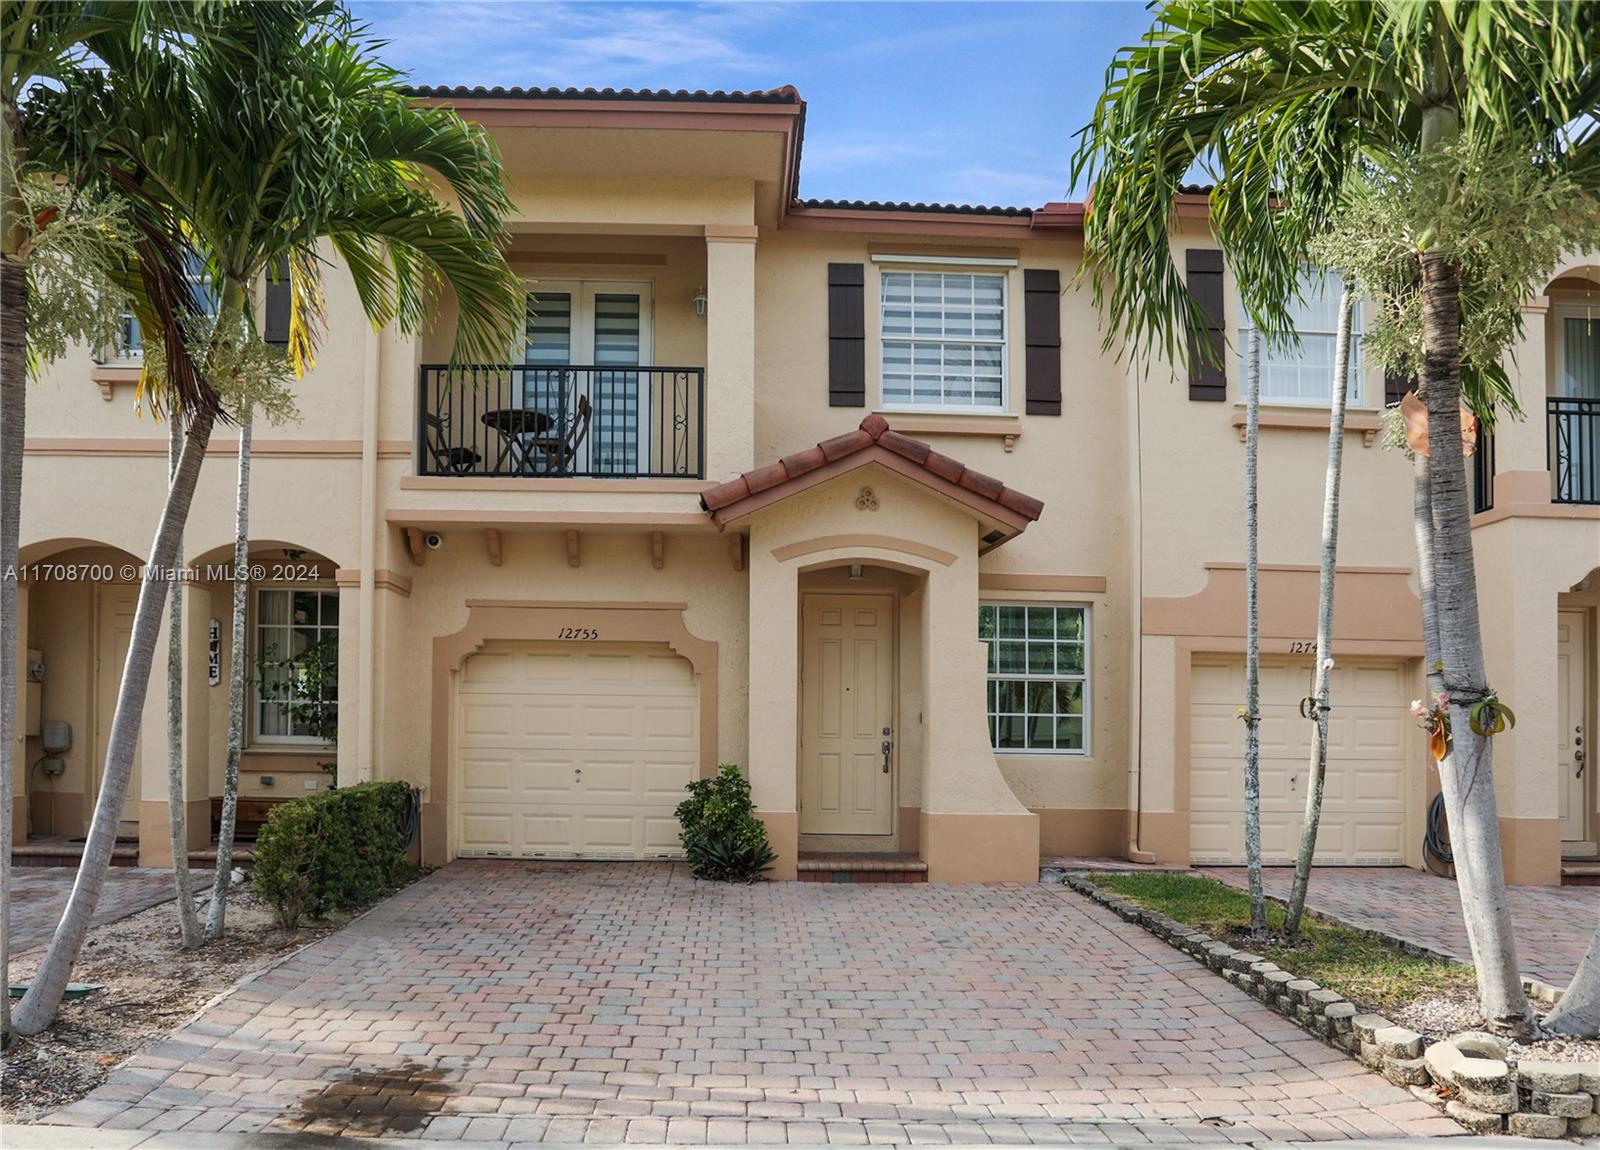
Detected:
left=252, top=780, right=417, bottom=928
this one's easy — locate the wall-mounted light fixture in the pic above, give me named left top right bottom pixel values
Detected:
left=693, top=287, right=708, bottom=319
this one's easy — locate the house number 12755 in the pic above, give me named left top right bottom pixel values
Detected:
left=556, top=627, right=599, bottom=640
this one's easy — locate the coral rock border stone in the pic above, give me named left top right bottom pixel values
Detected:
left=1061, top=873, right=1597, bottom=1138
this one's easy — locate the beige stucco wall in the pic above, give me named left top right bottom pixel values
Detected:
left=10, top=110, right=1596, bottom=881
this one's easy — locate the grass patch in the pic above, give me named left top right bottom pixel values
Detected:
left=1090, top=872, right=1475, bottom=1013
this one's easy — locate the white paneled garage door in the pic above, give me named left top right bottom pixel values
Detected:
left=455, top=642, right=697, bottom=859
left=1189, top=656, right=1411, bottom=865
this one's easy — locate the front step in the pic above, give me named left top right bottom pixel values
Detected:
left=1562, top=860, right=1600, bottom=886
left=12, top=839, right=138, bottom=868
left=796, top=852, right=928, bottom=883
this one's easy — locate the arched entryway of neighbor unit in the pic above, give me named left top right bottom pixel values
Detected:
left=179, top=541, right=345, bottom=863
left=1554, top=565, right=1600, bottom=857
left=14, top=538, right=148, bottom=844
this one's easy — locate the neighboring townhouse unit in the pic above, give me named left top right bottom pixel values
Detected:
left=10, top=86, right=1599, bottom=885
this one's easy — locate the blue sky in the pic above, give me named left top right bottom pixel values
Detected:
left=349, top=1, right=1154, bottom=207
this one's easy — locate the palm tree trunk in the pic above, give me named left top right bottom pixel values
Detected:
left=1545, top=932, right=1600, bottom=1034
left=1284, top=284, right=1355, bottom=936
left=1242, top=328, right=1267, bottom=936
left=1420, top=252, right=1530, bottom=1037
left=0, top=251, right=27, bottom=1044
left=164, top=414, right=201, bottom=949
left=11, top=405, right=216, bottom=1035
left=205, top=411, right=249, bottom=941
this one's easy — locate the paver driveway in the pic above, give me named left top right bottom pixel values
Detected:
left=44, top=862, right=1459, bottom=1144
left=1205, top=866, right=1600, bottom=987
left=11, top=866, right=211, bottom=955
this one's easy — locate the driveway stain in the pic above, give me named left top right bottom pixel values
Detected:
left=299, top=1062, right=453, bottom=1134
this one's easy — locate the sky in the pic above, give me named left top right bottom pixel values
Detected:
left=348, top=1, right=1155, bottom=208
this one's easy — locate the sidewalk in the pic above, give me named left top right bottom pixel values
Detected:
left=0, top=1122, right=1571, bottom=1150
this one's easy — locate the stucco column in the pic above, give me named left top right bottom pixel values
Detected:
left=1475, top=518, right=1561, bottom=885
left=139, top=582, right=212, bottom=866
left=1492, top=298, right=1551, bottom=505
left=11, top=580, right=29, bottom=845
left=704, top=229, right=757, bottom=482
left=918, top=551, right=1039, bottom=882
left=744, top=523, right=797, bottom=878
left=336, top=581, right=361, bottom=788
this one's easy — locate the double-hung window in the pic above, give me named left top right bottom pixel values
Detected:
left=881, top=270, right=1006, bottom=410
left=111, top=253, right=221, bottom=362
left=1238, top=267, right=1364, bottom=405
left=979, top=604, right=1089, bottom=754
left=253, top=587, right=339, bottom=743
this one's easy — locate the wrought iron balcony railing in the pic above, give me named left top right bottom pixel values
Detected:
left=1472, top=428, right=1495, bottom=514
left=1550, top=396, right=1600, bottom=506
left=417, top=364, right=705, bottom=479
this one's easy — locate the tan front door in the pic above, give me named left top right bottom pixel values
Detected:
left=1559, top=610, right=1589, bottom=847
left=799, top=593, right=894, bottom=835
left=94, top=585, right=142, bottom=831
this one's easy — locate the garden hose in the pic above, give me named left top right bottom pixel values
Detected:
left=1423, top=791, right=1455, bottom=878
left=398, top=784, right=421, bottom=851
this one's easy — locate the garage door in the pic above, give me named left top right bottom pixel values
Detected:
left=1189, top=656, right=1411, bottom=865
left=455, top=642, right=697, bottom=858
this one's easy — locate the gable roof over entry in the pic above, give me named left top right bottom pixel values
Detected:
left=700, top=415, right=1045, bottom=546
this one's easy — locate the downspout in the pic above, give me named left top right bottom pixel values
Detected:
left=357, top=327, right=378, bottom=786
left=1126, top=359, right=1156, bottom=863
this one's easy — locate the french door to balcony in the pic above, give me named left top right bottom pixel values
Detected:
left=524, top=280, right=654, bottom=475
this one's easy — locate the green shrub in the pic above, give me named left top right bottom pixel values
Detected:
left=674, top=763, right=776, bottom=882
left=252, top=780, right=417, bottom=928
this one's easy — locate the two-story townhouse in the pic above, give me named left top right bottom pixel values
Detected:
left=11, top=85, right=1598, bottom=885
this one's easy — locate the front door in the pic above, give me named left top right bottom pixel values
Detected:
left=799, top=594, right=894, bottom=835
left=94, top=585, right=142, bottom=832
left=524, top=280, right=653, bottom=474
left=1559, top=610, right=1590, bottom=848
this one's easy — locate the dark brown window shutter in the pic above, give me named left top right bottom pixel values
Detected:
left=1186, top=248, right=1226, bottom=401
left=1023, top=268, right=1062, bottom=416
left=828, top=262, right=865, bottom=407
left=1385, top=370, right=1417, bottom=406
left=264, top=259, right=290, bottom=349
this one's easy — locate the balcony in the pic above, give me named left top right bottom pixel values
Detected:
left=418, top=364, right=705, bottom=479
left=1551, top=396, right=1600, bottom=505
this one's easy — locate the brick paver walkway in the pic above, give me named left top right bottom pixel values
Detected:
left=41, top=862, right=1460, bottom=1144
left=1205, top=866, right=1600, bottom=988
left=11, top=866, right=209, bottom=955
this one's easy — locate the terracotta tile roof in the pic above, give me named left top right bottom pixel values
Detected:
left=402, top=84, right=803, bottom=104
left=701, top=414, right=1045, bottom=530
left=795, top=198, right=1034, bottom=217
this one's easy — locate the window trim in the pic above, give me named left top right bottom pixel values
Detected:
left=1237, top=268, right=1366, bottom=409
left=980, top=601, right=1091, bottom=757
left=249, top=583, right=339, bottom=747
left=878, top=267, right=1010, bottom=414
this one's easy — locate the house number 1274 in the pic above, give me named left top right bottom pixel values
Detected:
left=557, top=627, right=599, bottom=640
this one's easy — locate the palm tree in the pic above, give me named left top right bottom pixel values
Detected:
left=165, top=409, right=202, bottom=948
left=2, top=0, right=213, bottom=1044
left=1072, top=0, right=1600, bottom=1035
left=1241, top=328, right=1266, bottom=936
left=207, top=406, right=251, bottom=941
left=1284, top=280, right=1355, bottom=937
left=11, top=1, right=523, bottom=1034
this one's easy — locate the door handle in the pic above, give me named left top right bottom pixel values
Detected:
left=881, top=727, right=893, bottom=774
left=1578, top=726, right=1586, bottom=778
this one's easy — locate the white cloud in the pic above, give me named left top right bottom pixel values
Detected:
left=356, top=1, right=796, bottom=88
